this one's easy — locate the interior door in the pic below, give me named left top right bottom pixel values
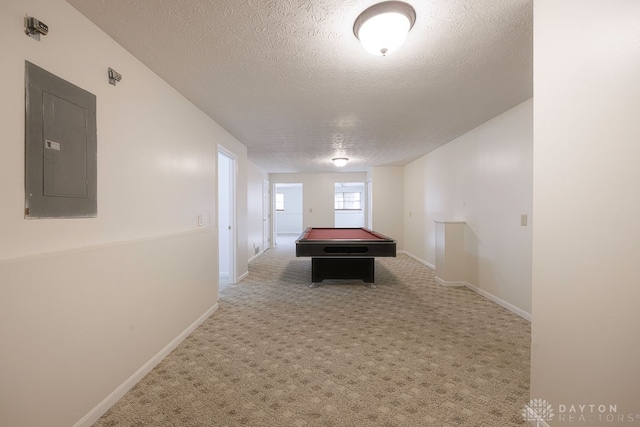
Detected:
left=218, top=150, right=236, bottom=290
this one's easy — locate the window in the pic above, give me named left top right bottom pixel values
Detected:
left=335, top=192, right=361, bottom=210
left=275, top=193, right=284, bottom=211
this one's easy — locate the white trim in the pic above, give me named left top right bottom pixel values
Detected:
left=402, top=250, right=435, bottom=270
left=400, top=252, right=531, bottom=322
left=237, top=271, right=249, bottom=282
left=0, top=228, right=214, bottom=265
left=217, top=147, right=237, bottom=287
left=73, top=303, right=219, bottom=427
left=465, top=282, right=532, bottom=322
left=248, top=249, right=265, bottom=263
left=435, top=276, right=467, bottom=287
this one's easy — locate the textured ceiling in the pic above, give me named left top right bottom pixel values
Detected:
left=66, top=0, right=532, bottom=173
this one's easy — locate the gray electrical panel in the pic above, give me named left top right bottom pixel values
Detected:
left=25, top=61, right=97, bottom=218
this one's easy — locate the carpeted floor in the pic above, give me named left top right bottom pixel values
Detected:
left=95, top=238, right=530, bottom=426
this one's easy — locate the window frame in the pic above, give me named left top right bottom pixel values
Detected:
left=334, top=191, right=362, bottom=211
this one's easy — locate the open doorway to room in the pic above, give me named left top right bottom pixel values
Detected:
left=274, top=183, right=303, bottom=247
left=218, top=149, right=236, bottom=291
left=335, top=182, right=365, bottom=228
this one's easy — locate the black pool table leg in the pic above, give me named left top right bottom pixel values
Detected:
left=309, top=258, right=377, bottom=288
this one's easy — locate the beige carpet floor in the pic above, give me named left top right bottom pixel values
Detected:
left=95, top=239, right=530, bottom=426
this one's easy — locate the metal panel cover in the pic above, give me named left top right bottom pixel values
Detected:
left=25, top=61, right=97, bottom=218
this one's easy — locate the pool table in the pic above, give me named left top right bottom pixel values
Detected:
left=295, top=227, right=396, bottom=287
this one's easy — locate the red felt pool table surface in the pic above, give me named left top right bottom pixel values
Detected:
left=305, top=227, right=381, bottom=240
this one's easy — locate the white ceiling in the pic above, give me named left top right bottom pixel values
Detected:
left=66, top=0, right=532, bottom=173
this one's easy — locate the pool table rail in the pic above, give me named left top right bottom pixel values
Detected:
left=295, top=227, right=396, bottom=257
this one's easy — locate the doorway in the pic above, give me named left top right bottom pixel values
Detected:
left=335, top=182, right=365, bottom=228
left=218, top=149, right=236, bottom=291
left=274, top=183, right=303, bottom=246
left=366, top=180, right=373, bottom=229
left=263, top=179, right=271, bottom=251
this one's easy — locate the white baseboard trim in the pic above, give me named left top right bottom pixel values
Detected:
left=237, top=271, right=249, bottom=282
left=465, top=282, right=532, bottom=322
left=248, top=249, right=266, bottom=263
left=434, top=276, right=467, bottom=287
left=402, top=251, right=435, bottom=270
left=73, top=303, right=219, bottom=427
left=401, top=251, right=531, bottom=322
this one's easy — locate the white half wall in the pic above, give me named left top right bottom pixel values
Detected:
left=404, top=100, right=533, bottom=315
left=532, top=0, right=640, bottom=419
left=0, top=231, right=216, bottom=427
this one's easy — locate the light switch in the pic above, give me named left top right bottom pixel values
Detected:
left=521, top=214, right=528, bottom=226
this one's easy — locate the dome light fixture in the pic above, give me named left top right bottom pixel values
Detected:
left=353, top=1, right=416, bottom=56
left=332, top=157, right=349, bottom=167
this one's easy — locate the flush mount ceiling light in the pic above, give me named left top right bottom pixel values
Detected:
left=353, top=1, right=416, bottom=56
left=332, top=157, right=349, bottom=167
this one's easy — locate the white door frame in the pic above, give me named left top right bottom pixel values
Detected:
left=218, top=147, right=237, bottom=286
left=263, top=179, right=271, bottom=250
left=366, top=180, right=373, bottom=229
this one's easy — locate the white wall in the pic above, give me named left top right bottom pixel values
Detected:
left=371, top=167, right=404, bottom=250
left=404, top=100, right=533, bottom=315
left=532, top=0, right=640, bottom=419
left=270, top=173, right=367, bottom=229
left=334, top=210, right=365, bottom=228
left=0, top=1, right=247, bottom=425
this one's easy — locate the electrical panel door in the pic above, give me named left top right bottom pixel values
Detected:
left=25, top=61, right=97, bottom=218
